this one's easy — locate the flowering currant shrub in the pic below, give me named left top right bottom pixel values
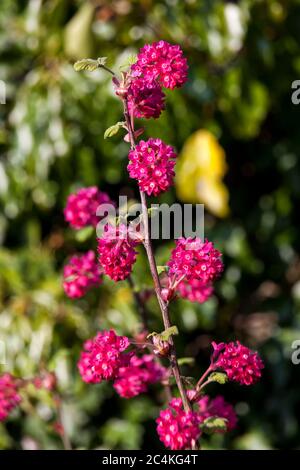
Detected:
left=0, top=40, right=264, bottom=450
left=60, top=40, right=266, bottom=450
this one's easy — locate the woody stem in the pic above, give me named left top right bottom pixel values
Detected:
left=122, top=99, right=192, bottom=414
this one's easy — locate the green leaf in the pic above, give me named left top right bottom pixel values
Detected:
left=119, top=55, right=138, bottom=70
left=97, top=57, right=108, bottom=66
left=157, top=265, right=169, bottom=275
left=74, top=57, right=107, bottom=72
left=74, top=58, right=99, bottom=72
left=160, top=325, right=179, bottom=341
left=147, top=325, right=178, bottom=342
left=147, top=331, right=158, bottom=339
left=200, top=416, right=228, bottom=434
left=178, top=357, right=195, bottom=366
left=104, top=122, right=126, bottom=139
left=75, top=226, right=94, bottom=242
left=208, top=372, right=228, bottom=385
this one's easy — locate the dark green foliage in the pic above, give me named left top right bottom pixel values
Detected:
left=0, top=0, right=300, bottom=450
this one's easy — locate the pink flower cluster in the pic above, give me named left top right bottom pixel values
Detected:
left=78, top=330, right=130, bottom=384
left=128, top=138, right=176, bottom=196
left=131, top=41, right=188, bottom=90
left=78, top=330, right=165, bottom=398
left=113, top=354, right=165, bottom=399
left=33, top=372, right=57, bottom=391
left=168, top=238, right=223, bottom=284
left=212, top=341, right=264, bottom=386
left=0, top=374, right=21, bottom=421
left=157, top=393, right=237, bottom=450
left=128, top=78, right=165, bottom=120
left=64, top=186, right=112, bottom=230
left=156, top=397, right=201, bottom=450
left=64, top=42, right=265, bottom=452
left=196, top=395, right=237, bottom=432
left=97, top=224, right=140, bottom=281
left=63, top=250, right=102, bottom=298
left=176, top=279, right=214, bottom=304
left=125, top=41, right=187, bottom=121
left=162, top=238, right=223, bottom=303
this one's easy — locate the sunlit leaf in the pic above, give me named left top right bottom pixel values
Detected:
left=147, top=326, right=178, bottom=342
left=156, top=265, right=169, bottom=275
left=178, top=357, right=195, bottom=366
left=200, top=416, right=228, bottom=434
left=208, top=372, right=228, bottom=384
left=104, top=121, right=126, bottom=139
left=74, top=57, right=108, bottom=72
left=75, top=226, right=94, bottom=242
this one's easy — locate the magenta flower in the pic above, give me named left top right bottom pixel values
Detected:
left=97, top=224, right=140, bottom=282
left=113, top=354, right=165, bottom=399
left=128, top=138, right=176, bottom=196
left=156, top=398, right=201, bottom=450
left=63, top=43, right=263, bottom=452
left=0, top=374, right=21, bottom=421
left=212, top=341, right=264, bottom=386
left=78, top=330, right=130, bottom=384
left=64, top=186, right=113, bottom=230
left=63, top=250, right=102, bottom=299
left=177, top=278, right=214, bottom=304
left=196, top=395, right=237, bottom=432
left=127, top=77, right=165, bottom=119
left=156, top=392, right=237, bottom=449
left=131, top=40, right=188, bottom=89
left=33, top=372, right=57, bottom=391
left=167, top=238, right=223, bottom=285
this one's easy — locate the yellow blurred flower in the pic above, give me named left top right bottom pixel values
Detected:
left=176, top=130, right=230, bottom=218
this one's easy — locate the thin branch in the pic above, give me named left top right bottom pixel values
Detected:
left=128, top=276, right=174, bottom=405
left=122, top=99, right=192, bottom=414
left=196, top=365, right=213, bottom=391
left=163, top=380, right=173, bottom=403
left=193, top=379, right=213, bottom=401
left=99, top=64, right=116, bottom=76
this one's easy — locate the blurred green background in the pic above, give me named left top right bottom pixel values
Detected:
left=1, top=0, right=300, bottom=450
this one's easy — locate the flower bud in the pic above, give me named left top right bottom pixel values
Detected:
left=115, top=85, right=128, bottom=99
left=161, top=287, right=175, bottom=302
left=152, top=335, right=170, bottom=357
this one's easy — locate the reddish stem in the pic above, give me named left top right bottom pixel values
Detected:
left=196, top=365, right=214, bottom=391
left=122, top=99, right=192, bottom=414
